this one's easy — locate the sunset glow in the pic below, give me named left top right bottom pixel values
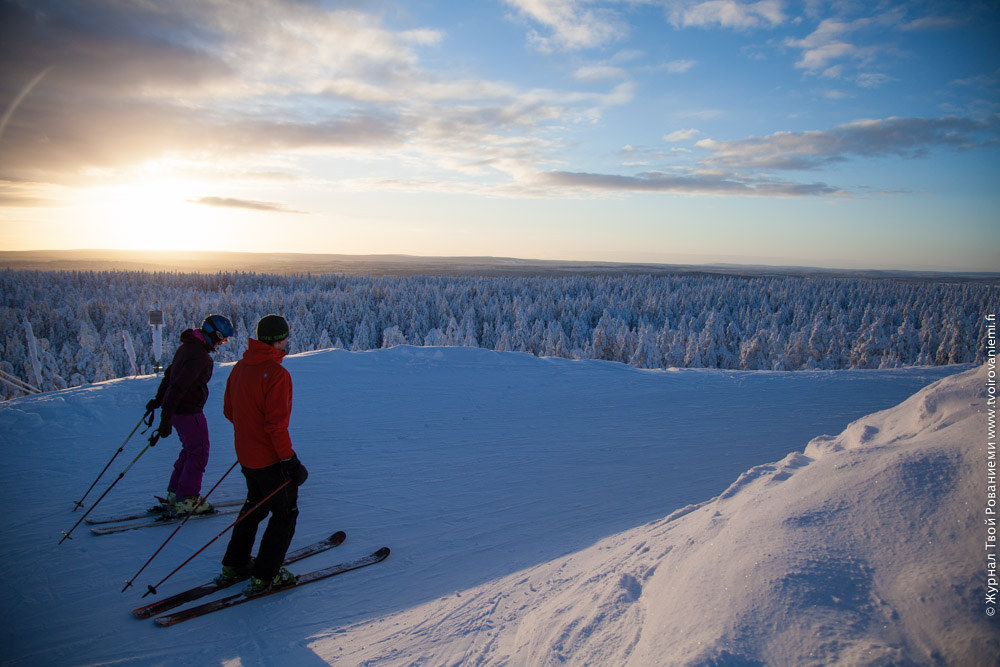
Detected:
left=1, top=1, right=997, bottom=270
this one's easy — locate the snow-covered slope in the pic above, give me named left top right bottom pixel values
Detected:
left=317, top=362, right=998, bottom=666
left=0, top=347, right=989, bottom=665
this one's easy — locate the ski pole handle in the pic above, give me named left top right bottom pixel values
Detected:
left=60, top=436, right=159, bottom=544
left=73, top=411, right=153, bottom=511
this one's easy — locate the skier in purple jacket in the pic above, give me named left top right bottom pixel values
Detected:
left=147, top=314, right=234, bottom=515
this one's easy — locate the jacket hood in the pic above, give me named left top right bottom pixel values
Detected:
left=240, top=338, right=287, bottom=366
left=180, top=328, right=212, bottom=350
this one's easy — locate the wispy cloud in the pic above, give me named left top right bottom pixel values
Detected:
left=664, top=128, right=701, bottom=142
left=901, top=15, right=966, bottom=32
left=696, top=115, right=1000, bottom=170
left=573, top=65, right=629, bottom=82
left=2, top=0, right=996, bottom=211
left=781, top=6, right=968, bottom=86
left=666, top=0, right=787, bottom=30
left=784, top=17, right=879, bottom=75
left=530, top=113, right=1000, bottom=198
left=504, top=0, right=626, bottom=51
left=0, top=179, right=66, bottom=207
left=190, top=196, right=307, bottom=214
left=0, top=0, right=637, bottom=193
left=539, top=169, right=840, bottom=197
left=661, top=59, right=698, bottom=74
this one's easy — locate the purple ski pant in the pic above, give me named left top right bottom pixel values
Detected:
left=167, top=412, right=210, bottom=500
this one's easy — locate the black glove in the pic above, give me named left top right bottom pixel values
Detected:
left=157, top=415, right=172, bottom=439
left=145, top=398, right=161, bottom=413
left=281, top=455, right=308, bottom=486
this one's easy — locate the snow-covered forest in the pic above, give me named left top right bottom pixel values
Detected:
left=1, top=269, right=997, bottom=399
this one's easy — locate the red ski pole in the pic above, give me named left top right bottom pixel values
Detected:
left=121, top=460, right=239, bottom=592
left=140, top=478, right=292, bottom=598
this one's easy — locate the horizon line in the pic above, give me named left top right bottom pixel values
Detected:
left=1, top=248, right=998, bottom=278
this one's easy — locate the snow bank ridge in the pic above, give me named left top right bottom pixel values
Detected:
left=322, top=365, right=998, bottom=666
left=806, top=365, right=984, bottom=458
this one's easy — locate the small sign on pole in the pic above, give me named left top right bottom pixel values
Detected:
left=149, top=307, right=163, bottom=374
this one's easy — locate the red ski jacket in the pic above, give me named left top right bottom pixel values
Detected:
left=223, top=338, right=294, bottom=469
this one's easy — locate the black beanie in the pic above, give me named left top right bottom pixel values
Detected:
left=256, top=314, right=289, bottom=343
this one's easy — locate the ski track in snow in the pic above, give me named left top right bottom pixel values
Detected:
left=0, top=346, right=988, bottom=665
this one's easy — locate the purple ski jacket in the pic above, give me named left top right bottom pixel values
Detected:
left=154, top=329, right=215, bottom=417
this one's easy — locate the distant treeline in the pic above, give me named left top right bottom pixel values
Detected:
left=1, top=269, right=997, bottom=399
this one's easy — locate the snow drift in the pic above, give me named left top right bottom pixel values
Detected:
left=0, top=348, right=993, bottom=665
left=315, top=363, right=998, bottom=666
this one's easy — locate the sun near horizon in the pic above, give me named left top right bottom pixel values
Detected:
left=1, top=1, right=998, bottom=273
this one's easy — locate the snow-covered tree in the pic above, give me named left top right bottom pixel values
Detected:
left=381, top=325, right=407, bottom=349
left=1, top=268, right=996, bottom=399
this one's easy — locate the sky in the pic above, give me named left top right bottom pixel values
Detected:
left=0, top=0, right=998, bottom=271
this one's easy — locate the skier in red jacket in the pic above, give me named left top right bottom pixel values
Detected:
left=219, top=314, right=308, bottom=595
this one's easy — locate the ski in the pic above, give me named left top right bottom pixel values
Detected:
left=87, top=498, right=243, bottom=525
left=90, top=506, right=241, bottom=535
left=154, top=547, right=390, bottom=626
left=154, top=495, right=244, bottom=510
left=132, top=530, right=347, bottom=619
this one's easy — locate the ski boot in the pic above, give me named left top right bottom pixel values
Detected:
left=245, top=568, right=296, bottom=596
left=215, top=558, right=255, bottom=586
left=173, top=496, right=214, bottom=515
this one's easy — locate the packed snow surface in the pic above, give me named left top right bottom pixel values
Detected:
left=0, top=347, right=994, bottom=665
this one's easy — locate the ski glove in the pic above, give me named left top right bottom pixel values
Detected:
left=157, top=415, right=172, bottom=439
left=145, top=398, right=161, bottom=412
left=281, top=455, right=308, bottom=486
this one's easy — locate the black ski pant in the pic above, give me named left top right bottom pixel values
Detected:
left=222, top=462, right=298, bottom=581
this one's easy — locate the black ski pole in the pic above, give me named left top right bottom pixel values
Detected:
left=60, top=431, right=161, bottom=544
left=122, top=460, right=239, bottom=592
left=73, top=410, right=155, bottom=511
left=141, top=478, right=292, bottom=597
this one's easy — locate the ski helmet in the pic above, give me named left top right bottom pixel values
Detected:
left=201, top=314, right=234, bottom=345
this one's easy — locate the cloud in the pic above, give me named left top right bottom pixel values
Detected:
left=674, top=108, right=726, bottom=121
left=696, top=115, right=1000, bottom=170
left=0, top=2, right=452, bottom=174
left=822, top=89, right=851, bottom=100
left=504, top=0, right=626, bottom=51
left=784, top=18, right=874, bottom=73
left=0, top=89, right=408, bottom=178
left=190, top=196, right=307, bottom=214
left=530, top=113, right=1000, bottom=198
left=640, top=58, right=698, bottom=75
left=539, top=169, right=840, bottom=197
left=667, top=0, right=786, bottom=30
left=0, top=179, right=67, bottom=207
left=664, top=128, right=701, bottom=142
left=855, top=72, right=894, bottom=89
left=7, top=0, right=988, bottom=210
left=662, top=59, right=697, bottom=74
left=619, top=144, right=673, bottom=165
left=0, top=1, right=235, bottom=101
left=901, top=16, right=965, bottom=32
left=0, top=0, right=636, bottom=193
left=573, top=65, right=629, bottom=82
left=781, top=8, right=935, bottom=83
